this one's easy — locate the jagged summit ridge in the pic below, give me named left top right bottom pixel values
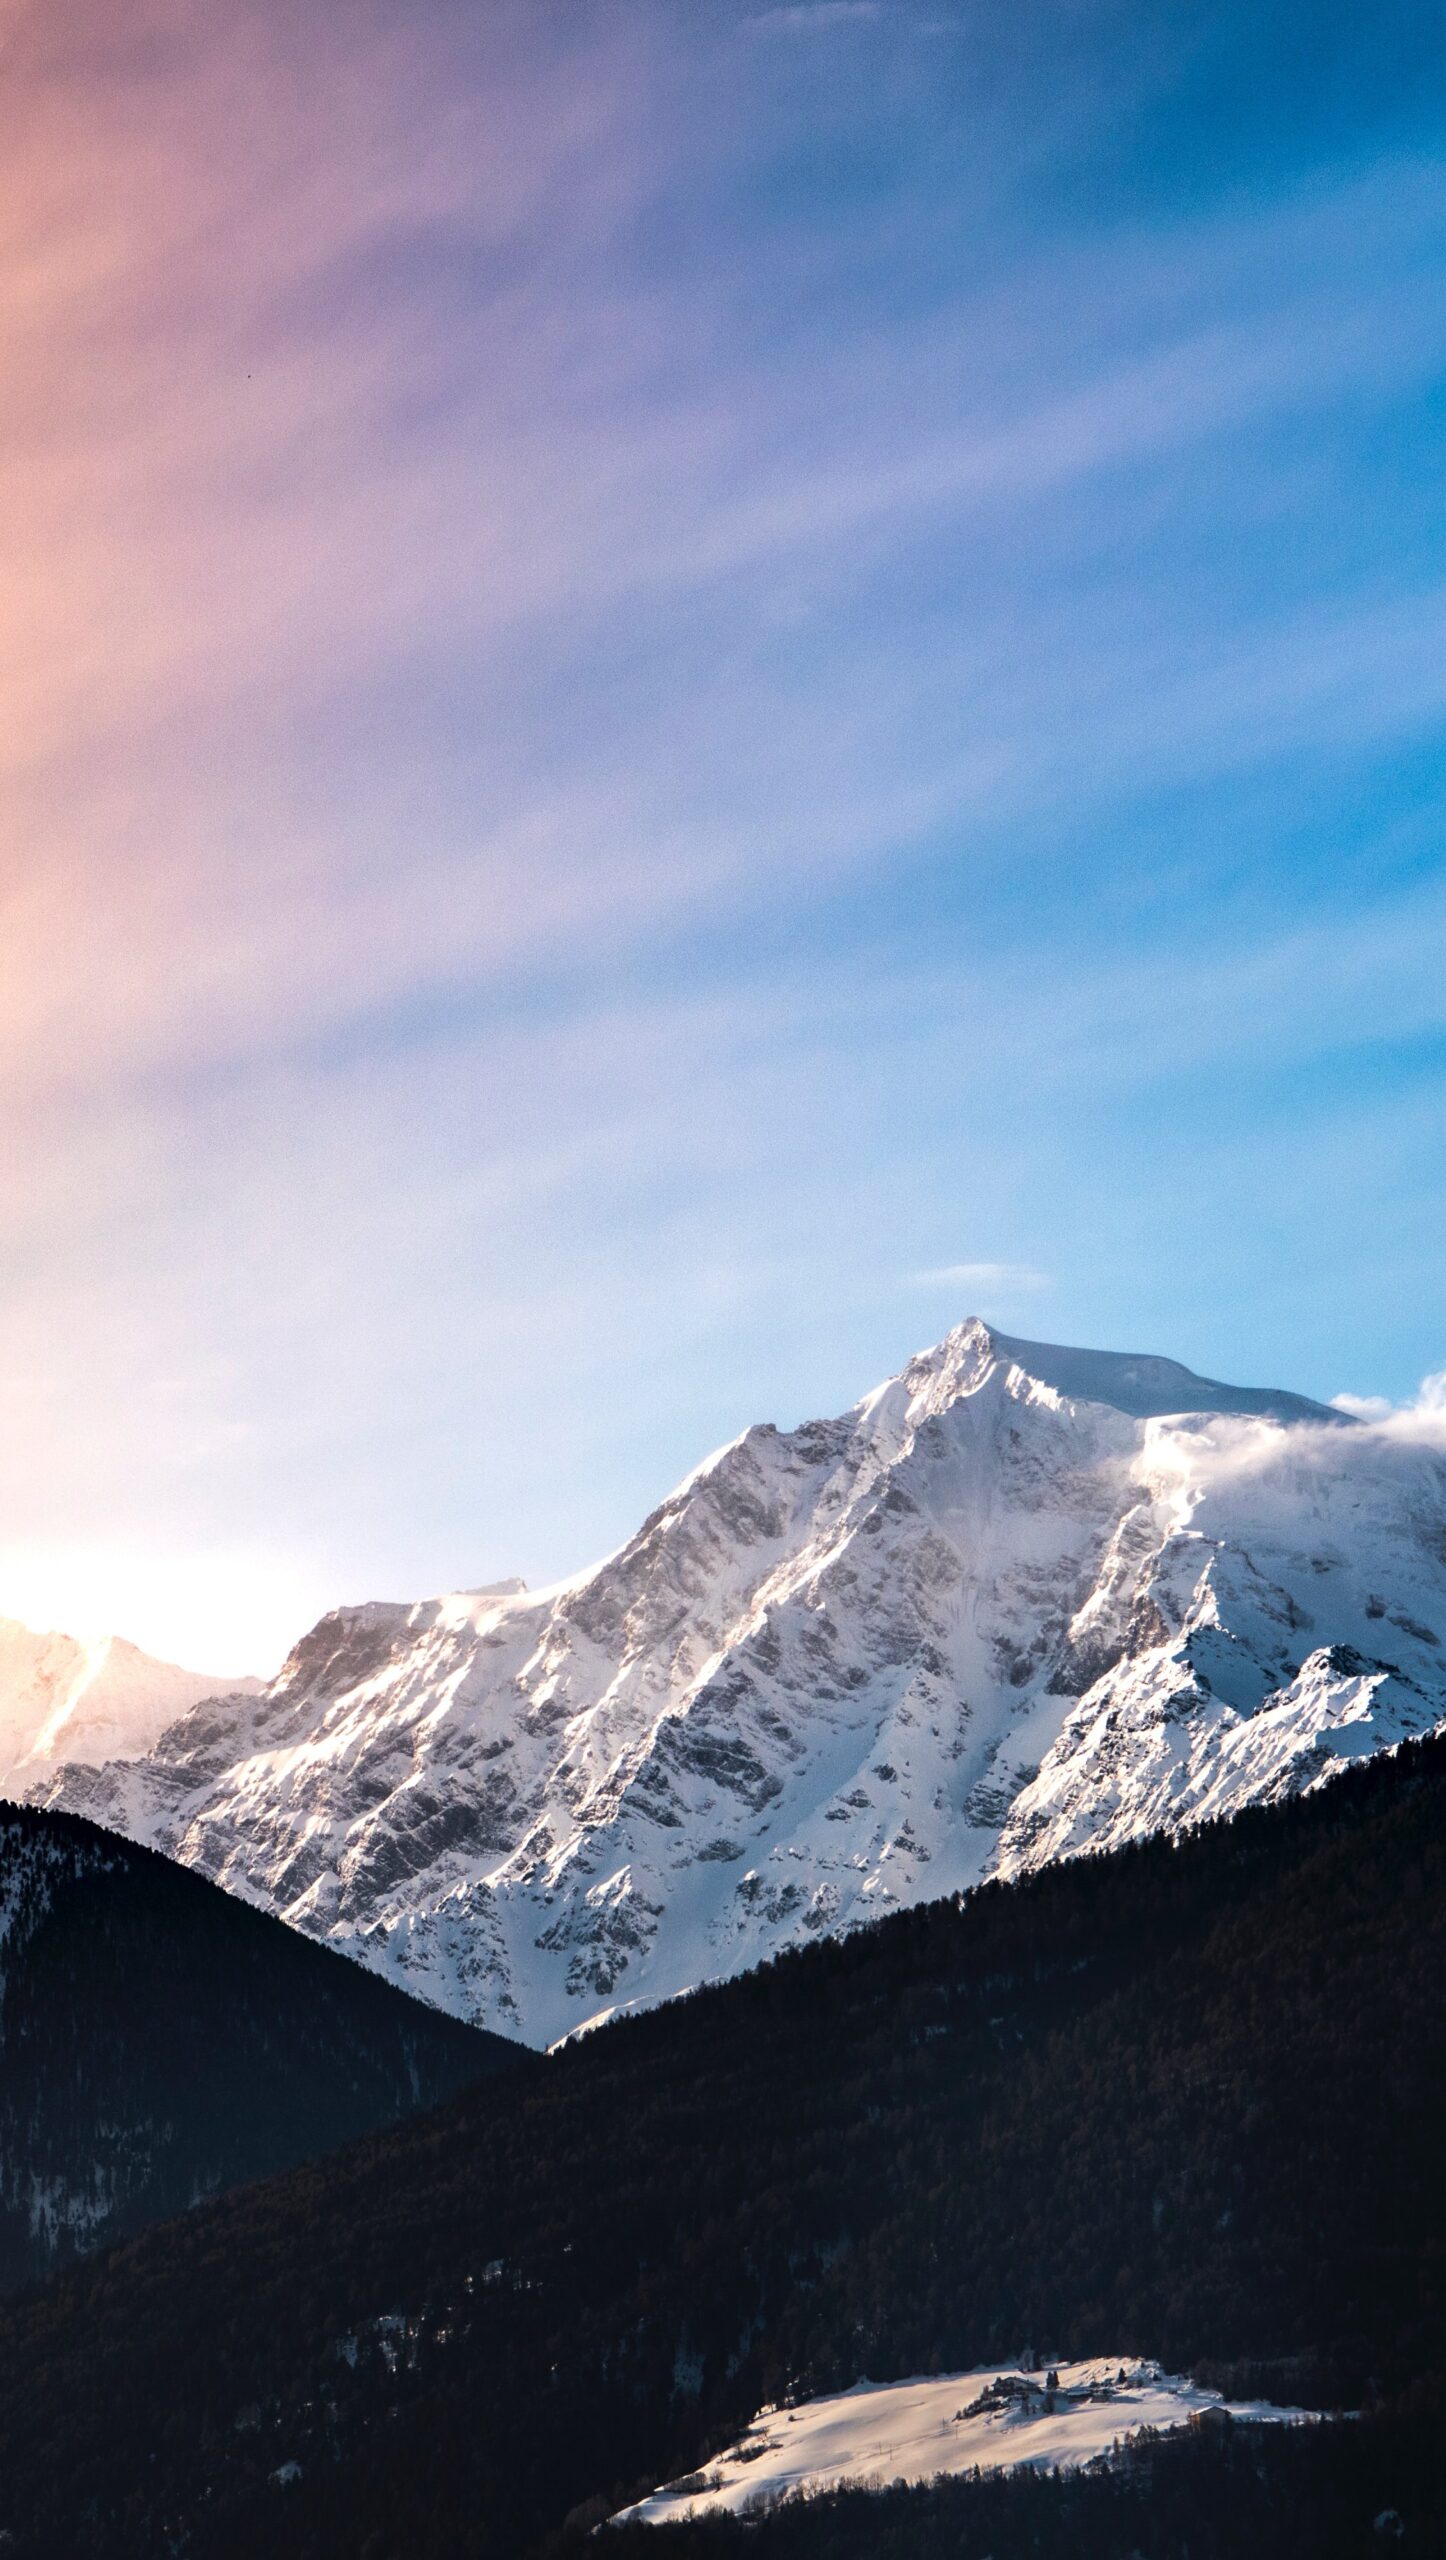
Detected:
left=980, top=1328, right=1342, bottom=1425
left=36, top=1320, right=1446, bottom=2045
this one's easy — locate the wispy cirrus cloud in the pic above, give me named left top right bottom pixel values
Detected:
left=1, top=0, right=1444, bottom=1659
left=3, top=0, right=1443, bottom=1122
left=748, top=2, right=881, bottom=30
left=909, top=1263, right=1051, bottom=1296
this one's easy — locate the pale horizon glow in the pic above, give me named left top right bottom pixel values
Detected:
left=0, top=1541, right=327, bottom=1681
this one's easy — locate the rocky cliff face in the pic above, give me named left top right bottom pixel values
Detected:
left=37, top=1323, right=1446, bottom=2046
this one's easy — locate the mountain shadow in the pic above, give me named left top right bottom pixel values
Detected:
left=0, top=1797, right=524, bottom=2293
left=0, top=1734, right=1439, bottom=2555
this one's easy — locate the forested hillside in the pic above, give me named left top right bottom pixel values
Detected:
left=0, top=1799, right=521, bottom=2290
left=0, top=1737, right=1440, bottom=2557
left=607, top=2403, right=1442, bottom=2560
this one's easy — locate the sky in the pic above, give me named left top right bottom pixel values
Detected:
left=2, top=0, right=1445, bottom=1673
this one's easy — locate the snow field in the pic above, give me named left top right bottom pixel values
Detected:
left=614, top=2358, right=1319, bottom=2524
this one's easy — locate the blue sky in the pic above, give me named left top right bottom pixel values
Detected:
left=1, top=0, right=1444, bottom=1667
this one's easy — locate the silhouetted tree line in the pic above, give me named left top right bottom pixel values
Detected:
left=0, top=1800, right=518, bottom=2289
left=0, top=1735, right=1440, bottom=2559
left=605, top=2394, right=1444, bottom=2560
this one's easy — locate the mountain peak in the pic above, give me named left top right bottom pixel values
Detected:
left=906, top=1320, right=1343, bottom=1428
left=35, top=1326, right=1435, bottom=2046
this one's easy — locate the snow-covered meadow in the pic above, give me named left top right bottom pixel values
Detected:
left=615, top=2359, right=1318, bottom=2524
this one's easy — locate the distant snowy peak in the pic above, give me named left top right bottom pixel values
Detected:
left=36, top=1320, right=1446, bottom=2046
left=0, top=1617, right=258, bottom=1795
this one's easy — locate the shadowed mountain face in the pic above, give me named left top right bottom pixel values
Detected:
left=35, top=1321, right=1446, bottom=2044
left=0, top=1735, right=1440, bottom=2560
left=0, top=1799, right=523, bottom=2293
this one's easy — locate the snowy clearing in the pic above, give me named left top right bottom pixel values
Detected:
left=614, top=2358, right=1319, bottom=2523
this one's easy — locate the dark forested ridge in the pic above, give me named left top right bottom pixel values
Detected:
left=0, top=1738, right=1441, bottom=2558
left=606, top=2401, right=1445, bottom=2560
left=0, top=1797, right=522, bottom=2291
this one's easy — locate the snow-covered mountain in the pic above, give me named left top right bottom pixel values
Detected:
left=35, top=1322, right=1446, bottom=2046
left=0, top=1616, right=259, bottom=1795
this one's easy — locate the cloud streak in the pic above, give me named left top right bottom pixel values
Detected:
left=909, top=1263, right=1050, bottom=1295
left=748, top=2, right=882, bottom=30
left=1333, top=1374, right=1446, bottom=1438
left=0, top=0, right=1443, bottom=1657
left=2, top=5, right=1443, bottom=1119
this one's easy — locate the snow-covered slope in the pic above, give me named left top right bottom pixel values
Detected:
left=615, top=2360, right=1316, bottom=2522
left=0, top=1616, right=258, bottom=1795
left=35, top=1322, right=1446, bottom=2045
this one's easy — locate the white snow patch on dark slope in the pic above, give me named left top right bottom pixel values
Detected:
left=614, top=2359, right=1320, bottom=2522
